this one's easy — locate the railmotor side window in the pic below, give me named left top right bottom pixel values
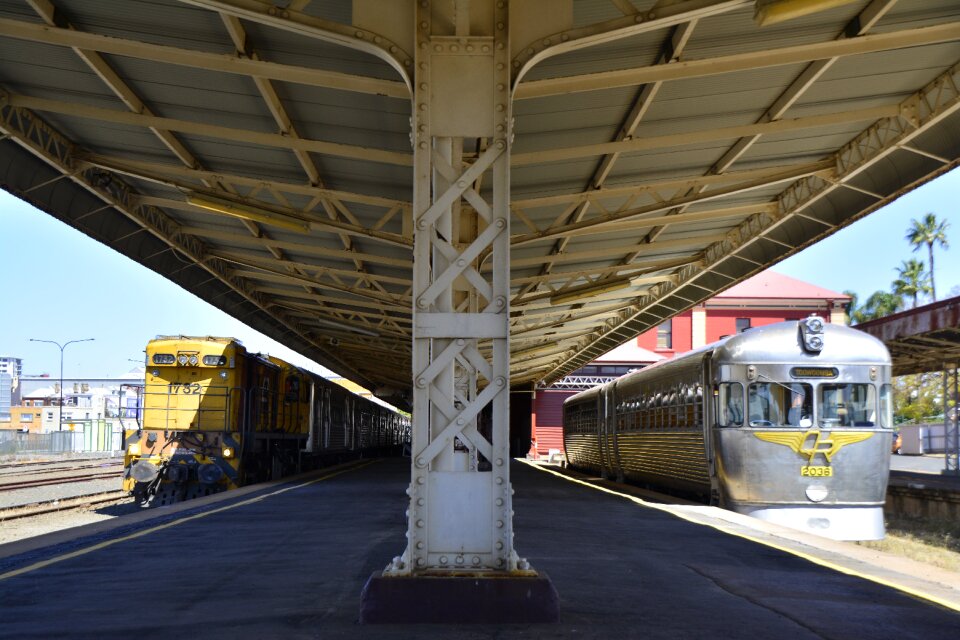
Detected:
left=879, top=384, right=893, bottom=429
left=716, top=382, right=743, bottom=426
left=820, top=384, right=877, bottom=427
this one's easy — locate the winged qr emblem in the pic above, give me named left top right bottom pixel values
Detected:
left=754, top=430, right=873, bottom=464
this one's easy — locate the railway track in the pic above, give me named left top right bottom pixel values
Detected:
left=0, top=471, right=124, bottom=492
left=0, top=462, right=124, bottom=478
left=0, top=491, right=131, bottom=522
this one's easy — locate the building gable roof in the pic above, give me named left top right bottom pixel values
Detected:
left=716, top=270, right=849, bottom=301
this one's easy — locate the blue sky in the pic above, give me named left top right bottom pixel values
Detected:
left=1, top=168, right=958, bottom=378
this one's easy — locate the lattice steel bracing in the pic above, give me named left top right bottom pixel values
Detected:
left=385, top=0, right=522, bottom=576
left=945, top=365, right=959, bottom=476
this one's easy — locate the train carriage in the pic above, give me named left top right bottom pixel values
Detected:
left=564, top=317, right=894, bottom=541
left=123, top=336, right=408, bottom=506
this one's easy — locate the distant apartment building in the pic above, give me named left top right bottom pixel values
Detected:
left=528, top=270, right=850, bottom=459
left=0, top=356, right=23, bottom=378
left=0, top=357, right=22, bottom=422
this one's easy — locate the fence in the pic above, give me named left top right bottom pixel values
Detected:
left=0, top=422, right=122, bottom=456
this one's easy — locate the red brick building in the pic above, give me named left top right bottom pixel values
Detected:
left=528, top=270, right=849, bottom=459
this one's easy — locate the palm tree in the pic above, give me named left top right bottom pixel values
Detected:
left=842, top=290, right=858, bottom=325
left=858, top=290, right=904, bottom=321
left=892, top=258, right=931, bottom=309
left=906, top=213, right=949, bottom=300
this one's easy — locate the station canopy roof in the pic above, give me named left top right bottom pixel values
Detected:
left=1, top=0, right=959, bottom=408
left=857, top=296, right=960, bottom=376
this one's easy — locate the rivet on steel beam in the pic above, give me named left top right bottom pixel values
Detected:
left=646, top=12, right=655, bottom=20
left=456, top=258, right=466, bottom=267
left=417, top=476, right=425, bottom=484
left=466, top=45, right=474, bottom=52
left=496, top=63, right=504, bottom=70
left=543, top=38, right=551, bottom=45
left=457, top=418, right=464, bottom=425
left=419, top=62, right=428, bottom=70
left=496, top=498, right=503, bottom=506
left=495, top=218, right=506, bottom=229
left=456, top=555, right=464, bottom=564
left=497, top=22, right=504, bottom=30
left=496, top=140, right=506, bottom=149
left=496, top=377, right=506, bottom=386
left=390, top=46, right=397, bottom=53
left=416, top=376, right=427, bottom=387
left=420, top=21, right=428, bottom=29
left=267, top=6, right=276, bottom=15
left=496, top=477, right=503, bottom=485
left=497, top=84, right=505, bottom=92
left=495, top=296, right=506, bottom=307
left=451, top=45, right=459, bottom=52
left=497, top=43, right=504, bottom=50
left=513, top=60, right=520, bottom=67
left=374, top=36, right=382, bottom=44
left=457, top=180, right=466, bottom=188
left=355, top=31, right=364, bottom=38
left=416, top=216, right=427, bottom=227
left=417, top=498, right=425, bottom=506
left=561, top=34, right=569, bottom=42
left=416, top=457, right=426, bottom=467
left=496, top=520, right=504, bottom=528
left=472, top=556, right=480, bottom=565
left=416, top=519, right=424, bottom=528
left=418, top=103, right=427, bottom=111
left=496, top=458, right=503, bottom=466
left=420, top=83, right=428, bottom=90
left=416, top=541, right=424, bottom=549
left=440, top=556, right=448, bottom=564
left=482, top=45, right=490, bottom=53
left=496, top=541, right=504, bottom=550
left=434, top=44, right=443, bottom=52
left=416, top=558, right=425, bottom=566
left=456, top=338, right=465, bottom=346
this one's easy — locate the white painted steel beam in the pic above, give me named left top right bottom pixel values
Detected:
left=385, top=0, right=523, bottom=578
left=515, top=22, right=960, bottom=99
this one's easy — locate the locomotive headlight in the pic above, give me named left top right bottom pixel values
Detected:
left=805, top=484, right=829, bottom=503
left=222, top=446, right=234, bottom=459
left=151, top=370, right=159, bottom=377
left=869, top=366, right=878, bottom=381
left=189, top=355, right=199, bottom=366
left=219, top=371, right=228, bottom=380
left=127, top=443, right=141, bottom=456
left=177, top=354, right=189, bottom=365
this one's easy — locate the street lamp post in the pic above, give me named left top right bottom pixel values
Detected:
left=29, top=338, right=95, bottom=432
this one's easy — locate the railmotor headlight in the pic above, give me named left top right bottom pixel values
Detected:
left=188, top=355, right=199, bottom=366
left=221, top=446, right=234, bottom=459
left=177, top=354, right=189, bottom=365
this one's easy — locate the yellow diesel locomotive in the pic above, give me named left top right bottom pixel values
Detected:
left=123, top=336, right=408, bottom=506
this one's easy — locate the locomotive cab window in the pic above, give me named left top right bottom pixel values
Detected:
left=717, top=383, right=743, bottom=426
left=820, top=384, right=876, bottom=427
left=747, top=383, right=812, bottom=427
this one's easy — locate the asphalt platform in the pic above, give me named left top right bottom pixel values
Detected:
left=1, top=458, right=958, bottom=639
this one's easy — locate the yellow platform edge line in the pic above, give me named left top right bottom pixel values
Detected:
left=519, top=459, right=960, bottom=614
left=0, top=460, right=378, bottom=582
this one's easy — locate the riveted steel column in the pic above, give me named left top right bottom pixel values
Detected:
left=385, top=0, right=520, bottom=576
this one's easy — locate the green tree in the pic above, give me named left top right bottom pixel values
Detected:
left=854, top=290, right=904, bottom=322
left=906, top=213, right=949, bottom=301
left=892, top=258, right=931, bottom=309
left=893, top=372, right=946, bottom=424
